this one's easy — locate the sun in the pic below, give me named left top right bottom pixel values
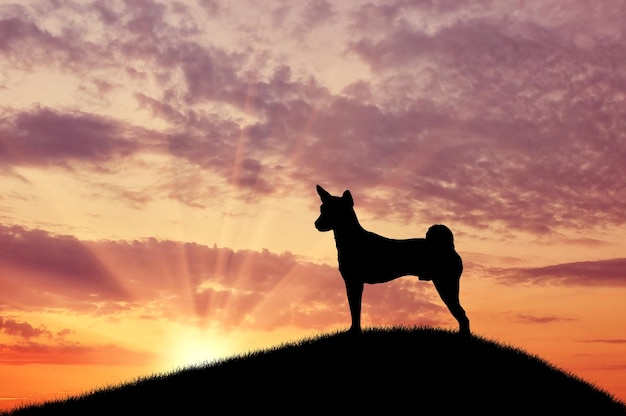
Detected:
left=165, top=328, right=232, bottom=369
left=174, top=342, right=215, bottom=367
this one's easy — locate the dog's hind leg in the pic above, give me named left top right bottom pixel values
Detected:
left=433, top=278, right=470, bottom=335
left=345, top=281, right=364, bottom=333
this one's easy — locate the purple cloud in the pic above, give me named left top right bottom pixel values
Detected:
left=0, top=108, right=138, bottom=167
left=0, top=225, right=130, bottom=304
left=0, top=17, right=59, bottom=55
left=490, top=258, right=626, bottom=287
left=301, top=0, right=334, bottom=28
left=2, top=1, right=626, bottom=235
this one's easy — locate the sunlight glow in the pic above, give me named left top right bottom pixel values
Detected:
left=166, top=328, right=231, bottom=369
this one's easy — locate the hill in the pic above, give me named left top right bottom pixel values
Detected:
left=5, top=327, right=626, bottom=415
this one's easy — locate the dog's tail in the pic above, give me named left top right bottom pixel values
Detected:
left=426, top=224, right=455, bottom=249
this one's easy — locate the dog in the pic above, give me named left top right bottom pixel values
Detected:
left=314, top=185, right=470, bottom=335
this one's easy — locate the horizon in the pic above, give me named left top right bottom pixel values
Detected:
left=1, top=0, right=626, bottom=411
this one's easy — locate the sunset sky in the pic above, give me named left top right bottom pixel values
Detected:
left=1, top=0, right=626, bottom=410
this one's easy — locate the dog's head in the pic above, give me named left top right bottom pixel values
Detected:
left=426, top=224, right=455, bottom=249
left=314, top=185, right=354, bottom=232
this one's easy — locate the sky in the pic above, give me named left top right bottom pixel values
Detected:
left=1, top=0, right=626, bottom=410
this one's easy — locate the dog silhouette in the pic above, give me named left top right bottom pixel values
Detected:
left=315, top=185, right=470, bottom=335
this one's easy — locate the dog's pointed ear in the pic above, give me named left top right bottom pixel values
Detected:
left=342, top=190, right=354, bottom=207
left=316, top=185, right=332, bottom=202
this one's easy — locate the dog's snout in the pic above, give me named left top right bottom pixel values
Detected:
left=315, top=216, right=331, bottom=232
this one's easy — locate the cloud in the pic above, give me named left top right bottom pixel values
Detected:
left=0, top=225, right=130, bottom=305
left=2, top=1, right=626, bottom=235
left=578, top=339, right=626, bottom=344
left=198, top=0, right=221, bottom=17
left=489, top=258, right=626, bottom=287
left=301, top=0, right=334, bottom=29
left=516, top=314, right=576, bottom=324
left=342, top=9, right=626, bottom=231
left=0, top=224, right=448, bottom=331
left=0, top=342, right=155, bottom=366
left=0, top=16, right=63, bottom=58
left=0, top=314, right=154, bottom=366
left=0, top=224, right=334, bottom=328
left=0, top=108, right=139, bottom=168
left=0, top=317, right=51, bottom=339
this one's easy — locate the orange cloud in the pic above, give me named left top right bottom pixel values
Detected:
left=0, top=342, right=155, bottom=366
left=0, top=317, right=51, bottom=339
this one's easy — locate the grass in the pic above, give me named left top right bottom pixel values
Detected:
left=4, top=326, right=626, bottom=415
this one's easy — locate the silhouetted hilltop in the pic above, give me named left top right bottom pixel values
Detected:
left=6, top=327, right=625, bottom=415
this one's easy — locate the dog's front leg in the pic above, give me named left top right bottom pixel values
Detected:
left=345, top=280, right=364, bottom=333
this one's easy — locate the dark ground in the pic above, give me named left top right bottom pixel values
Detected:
left=6, top=327, right=626, bottom=415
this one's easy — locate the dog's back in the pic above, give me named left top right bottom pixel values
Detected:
left=336, top=230, right=461, bottom=284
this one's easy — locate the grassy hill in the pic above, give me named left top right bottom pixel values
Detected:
left=5, top=327, right=626, bottom=415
